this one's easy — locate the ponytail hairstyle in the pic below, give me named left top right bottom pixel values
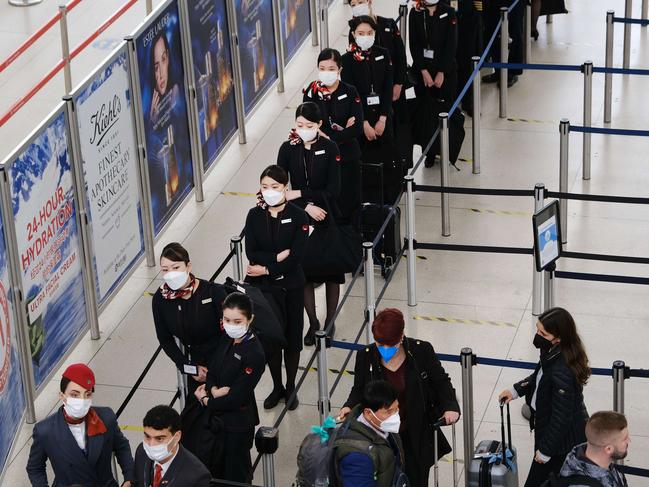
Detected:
left=539, top=307, right=591, bottom=385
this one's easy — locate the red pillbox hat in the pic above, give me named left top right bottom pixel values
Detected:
left=62, top=363, right=95, bottom=390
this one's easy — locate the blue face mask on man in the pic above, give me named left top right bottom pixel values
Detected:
left=377, top=344, right=399, bottom=363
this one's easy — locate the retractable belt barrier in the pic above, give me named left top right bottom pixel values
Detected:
left=613, top=16, right=649, bottom=25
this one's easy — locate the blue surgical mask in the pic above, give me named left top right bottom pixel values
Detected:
left=377, top=344, right=399, bottom=363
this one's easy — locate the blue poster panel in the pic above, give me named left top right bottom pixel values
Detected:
left=236, top=0, right=279, bottom=113
left=0, top=209, right=25, bottom=477
left=187, top=0, right=238, bottom=171
left=74, top=48, right=146, bottom=305
left=136, top=1, right=194, bottom=235
left=8, top=110, right=88, bottom=387
left=281, top=0, right=311, bottom=62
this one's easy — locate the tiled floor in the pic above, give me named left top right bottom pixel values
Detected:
left=1, top=0, right=648, bottom=485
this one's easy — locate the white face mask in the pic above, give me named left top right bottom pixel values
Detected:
left=297, top=127, right=318, bottom=142
left=143, top=434, right=178, bottom=463
left=223, top=323, right=248, bottom=339
left=351, top=3, right=370, bottom=17
left=261, top=189, right=285, bottom=207
left=163, top=270, right=189, bottom=290
left=372, top=410, right=401, bottom=434
left=64, top=397, right=92, bottom=419
left=318, top=70, right=339, bottom=87
left=355, top=34, right=375, bottom=51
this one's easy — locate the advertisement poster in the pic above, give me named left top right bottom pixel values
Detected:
left=187, top=0, right=238, bottom=170
left=0, top=213, right=25, bottom=476
left=236, top=0, right=278, bottom=113
left=281, top=0, right=311, bottom=63
left=74, top=49, right=145, bottom=305
left=9, top=110, right=88, bottom=387
left=136, top=1, right=194, bottom=235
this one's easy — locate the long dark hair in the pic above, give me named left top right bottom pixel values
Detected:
left=539, top=307, right=591, bottom=385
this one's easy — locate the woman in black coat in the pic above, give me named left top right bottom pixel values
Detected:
left=339, top=308, right=460, bottom=487
left=193, top=292, right=265, bottom=484
left=499, top=307, right=591, bottom=487
left=244, top=165, right=309, bottom=410
left=303, top=48, right=364, bottom=221
left=341, top=15, right=394, bottom=162
left=278, top=102, right=342, bottom=347
left=152, top=242, right=227, bottom=396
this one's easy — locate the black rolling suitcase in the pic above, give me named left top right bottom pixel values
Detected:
left=358, top=203, right=401, bottom=278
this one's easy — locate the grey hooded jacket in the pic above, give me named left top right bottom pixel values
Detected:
left=559, top=443, right=627, bottom=487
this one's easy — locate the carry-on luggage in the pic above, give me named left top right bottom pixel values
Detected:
left=358, top=203, right=401, bottom=278
left=467, top=402, right=518, bottom=486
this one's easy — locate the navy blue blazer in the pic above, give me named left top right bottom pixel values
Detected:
left=133, top=443, right=210, bottom=487
left=26, top=406, right=134, bottom=487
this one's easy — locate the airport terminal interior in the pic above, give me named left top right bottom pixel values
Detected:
left=1, top=0, right=648, bottom=485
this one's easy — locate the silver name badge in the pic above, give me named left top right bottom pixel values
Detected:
left=375, top=55, right=384, bottom=61
left=281, top=218, right=292, bottom=223
left=202, top=298, right=212, bottom=304
left=315, top=150, right=325, bottom=155
left=337, top=93, right=348, bottom=100
left=423, top=49, right=435, bottom=59
left=234, top=353, right=241, bottom=360
left=367, top=95, right=380, bottom=106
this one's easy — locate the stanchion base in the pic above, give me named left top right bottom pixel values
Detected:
left=521, top=403, right=532, bottom=420
left=9, top=0, right=43, bottom=5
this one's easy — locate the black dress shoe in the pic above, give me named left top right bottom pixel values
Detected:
left=531, top=29, right=539, bottom=41
left=507, top=75, right=519, bottom=88
left=482, top=73, right=498, bottom=84
left=263, top=387, right=285, bottom=409
left=285, top=388, right=299, bottom=410
left=303, top=321, right=320, bottom=347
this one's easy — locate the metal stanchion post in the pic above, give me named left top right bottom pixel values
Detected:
left=440, top=113, right=451, bottom=237
left=546, top=14, right=553, bottom=23
left=643, top=0, right=648, bottom=23
left=316, top=331, right=331, bottom=425
left=499, top=7, right=508, bottom=119
left=623, top=0, right=632, bottom=69
left=225, top=0, right=248, bottom=144
left=471, top=56, right=481, bottom=174
left=612, top=360, right=628, bottom=465
left=255, top=427, right=279, bottom=487
left=146, top=0, right=152, bottom=15
left=271, top=0, right=285, bottom=93
left=532, top=183, right=545, bottom=316
left=9, top=0, right=43, bottom=6
left=319, top=0, right=329, bottom=49
left=523, top=3, right=531, bottom=63
left=582, top=61, right=593, bottom=181
left=452, top=424, right=458, bottom=486
left=230, top=236, right=244, bottom=281
left=399, top=0, right=408, bottom=44
left=405, top=176, right=417, bottom=306
left=604, top=11, right=614, bottom=124
left=542, top=263, right=555, bottom=311
left=461, top=348, right=475, bottom=487
left=363, top=242, right=375, bottom=344
left=59, top=5, right=72, bottom=94
left=559, top=119, right=569, bottom=244
left=310, top=0, right=319, bottom=46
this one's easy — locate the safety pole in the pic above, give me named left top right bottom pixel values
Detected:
left=440, top=113, right=451, bottom=237
left=523, top=2, right=531, bottom=63
left=643, top=0, right=648, bottom=23
left=499, top=7, right=508, bottom=118
left=363, top=242, right=375, bottom=344
left=532, top=183, right=545, bottom=316
left=471, top=56, right=481, bottom=174
left=461, top=348, right=475, bottom=487
left=405, top=176, right=417, bottom=306
left=59, top=5, right=72, bottom=94
left=271, top=0, right=285, bottom=93
left=542, top=263, right=555, bottom=311
left=318, top=0, right=329, bottom=49
left=452, top=424, right=458, bottom=487
left=623, top=0, right=632, bottom=69
left=582, top=61, right=593, bottom=181
left=9, top=0, right=43, bottom=6
left=316, top=331, right=331, bottom=425
left=310, top=0, right=319, bottom=46
left=546, top=14, right=553, bottom=23
left=559, top=119, right=569, bottom=244
left=612, top=360, right=628, bottom=465
left=255, top=427, right=279, bottom=487
left=230, top=236, right=244, bottom=281
left=604, top=11, right=614, bottom=124
left=225, top=0, right=248, bottom=143
left=399, top=0, right=408, bottom=45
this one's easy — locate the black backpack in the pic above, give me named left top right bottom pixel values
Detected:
left=541, top=472, right=604, bottom=487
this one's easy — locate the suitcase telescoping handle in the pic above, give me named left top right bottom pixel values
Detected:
left=498, top=400, right=513, bottom=462
left=432, top=419, right=444, bottom=487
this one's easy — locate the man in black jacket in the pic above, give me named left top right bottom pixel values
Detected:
left=26, top=363, right=134, bottom=487
left=133, top=405, right=210, bottom=487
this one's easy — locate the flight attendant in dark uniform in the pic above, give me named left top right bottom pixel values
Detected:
left=303, top=48, right=364, bottom=221
left=244, top=165, right=309, bottom=410
left=193, top=292, right=265, bottom=485
left=278, top=102, right=341, bottom=347
left=409, top=0, right=458, bottom=166
left=152, top=242, right=227, bottom=396
left=341, top=15, right=394, bottom=163
left=348, top=0, right=412, bottom=167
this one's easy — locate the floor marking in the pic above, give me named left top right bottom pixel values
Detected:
left=299, top=365, right=355, bottom=376
left=413, top=315, right=516, bottom=328
left=468, top=208, right=531, bottom=217
left=506, top=117, right=553, bottom=124
left=143, top=291, right=154, bottom=297
left=401, top=255, right=428, bottom=260
left=120, top=425, right=144, bottom=432
left=221, top=191, right=256, bottom=197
